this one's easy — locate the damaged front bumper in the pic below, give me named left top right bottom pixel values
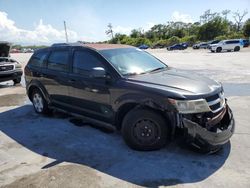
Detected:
left=182, top=105, right=235, bottom=150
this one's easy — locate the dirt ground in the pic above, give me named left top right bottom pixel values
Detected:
left=0, top=48, right=250, bottom=188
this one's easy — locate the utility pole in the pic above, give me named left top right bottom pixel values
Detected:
left=64, top=21, right=69, bottom=43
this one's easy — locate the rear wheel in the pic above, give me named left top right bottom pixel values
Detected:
left=122, top=108, right=169, bottom=151
left=32, top=89, right=50, bottom=114
left=216, top=47, right=222, bottom=53
left=234, top=46, right=240, bottom=52
left=13, top=77, right=21, bottom=85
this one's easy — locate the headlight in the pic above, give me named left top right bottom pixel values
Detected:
left=168, top=99, right=211, bottom=114
left=15, top=62, right=22, bottom=69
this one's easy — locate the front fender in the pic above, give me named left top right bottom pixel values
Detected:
left=113, top=92, right=176, bottom=112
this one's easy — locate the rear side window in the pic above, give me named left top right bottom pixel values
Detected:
left=72, top=50, right=104, bottom=76
left=29, top=51, right=48, bottom=67
left=226, top=40, right=239, bottom=44
left=47, top=50, right=69, bottom=72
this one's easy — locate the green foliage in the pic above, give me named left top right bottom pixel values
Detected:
left=180, top=35, right=197, bottom=46
left=106, top=10, right=249, bottom=47
left=215, top=35, right=227, bottom=41
left=152, top=39, right=169, bottom=47
left=12, top=45, right=48, bottom=50
left=243, top=19, right=250, bottom=37
left=167, top=36, right=181, bottom=45
left=197, top=16, right=228, bottom=41
left=226, top=32, right=244, bottom=39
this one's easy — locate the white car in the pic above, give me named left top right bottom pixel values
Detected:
left=210, top=39, right=241, bottom=53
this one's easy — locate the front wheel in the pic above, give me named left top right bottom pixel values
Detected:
left=216, top=47, right=222, bottom=53
left=122, top=108, right=169, bottom=151
left=13, top=77, right=21, bottom=85
left=32, top=89, right=50, bottom=114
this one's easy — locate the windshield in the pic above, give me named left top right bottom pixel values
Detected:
left=100, top=48, right=167, bottom=76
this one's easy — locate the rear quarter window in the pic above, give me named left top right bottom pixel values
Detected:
left=29, top=51, right=48, bottom=67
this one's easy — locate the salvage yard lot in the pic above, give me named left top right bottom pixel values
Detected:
left=0, top=48, right=250, bottom=188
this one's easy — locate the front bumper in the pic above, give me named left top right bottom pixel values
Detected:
left=0, top=70, right=23, bottom=82
left=182, top=105, right=235, bottom=150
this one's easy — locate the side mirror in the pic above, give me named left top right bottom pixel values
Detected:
left=91, top=67, right=109, bottom=79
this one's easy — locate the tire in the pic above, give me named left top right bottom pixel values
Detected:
left=216, top=47, right=222, bottom=53
left=31, top=89, right=50, bottom=114
left=234, top=46, right=240, bottom=52
left=121, top=108, right=169, bottom=151
left=13, top=77, right=21, bottom=85
left=211, top=50, right=215, bottom=53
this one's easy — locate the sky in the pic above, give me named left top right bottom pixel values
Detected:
left=0, top=0, right=249, bottom=45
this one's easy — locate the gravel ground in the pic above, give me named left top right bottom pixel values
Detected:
left=0, top=48, right=250, bottom=188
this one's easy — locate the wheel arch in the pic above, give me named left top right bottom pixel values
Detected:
left=27, top=81, right=50, bottom=104
left=114, top=97, right=174, bottom=131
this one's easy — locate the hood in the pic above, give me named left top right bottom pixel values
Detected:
left=210, top=44, right=219, bottom=47
left=126, top=68, right=222, bottom=97
left=0, top=42, right=11, bottom=57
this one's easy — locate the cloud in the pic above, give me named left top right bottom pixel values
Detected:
left=112, top=22, right=155, bottom=36
left=113, top=25, right=132, bottom=35
left=142, top=22, right=156, bottom=32
left=171, top=11, right=193, bottom=23
left=0, top=11, right=78, bottom=45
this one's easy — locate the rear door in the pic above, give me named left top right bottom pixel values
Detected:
left=42, top=47, right=71, bottom=108
left=67, top=47, right=113, bottom=122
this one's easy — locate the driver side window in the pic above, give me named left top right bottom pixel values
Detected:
left=73, top=50, right=104, bottom=76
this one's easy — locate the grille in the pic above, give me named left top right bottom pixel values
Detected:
left=0, top=65, right=14, bottom=72
left=206, top=92, right=225, bottom=113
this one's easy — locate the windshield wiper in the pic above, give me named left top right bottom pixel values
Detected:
left=123, top=72, right=139, bottom=76
left=123, top=67, right=167, bottom=76
left=142, top=67, right=167, bottom=74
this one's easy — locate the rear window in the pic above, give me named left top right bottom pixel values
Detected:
left=47, top=50, right=69, bottom=72
left=29, top=51, right=48, bottom=67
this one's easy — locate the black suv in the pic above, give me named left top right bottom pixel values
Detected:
left=25, top=43, right=235, bottom=152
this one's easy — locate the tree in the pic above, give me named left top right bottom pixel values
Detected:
left=197, top=16, right=228, bottom=41
left=222, top=10, right=231, bottom=20
left=243, top=19, right=250, bottom=37
left=110, top=33, right=127, bottom=44
left=200, top=9, right=219, bottom=24
left=105, top=23, right=114, bottom=40
left=233, top=10, right=248, bottom=31
left=130, top=28, right=143, bottom=38
left=168, top=36, right=181, bottom=45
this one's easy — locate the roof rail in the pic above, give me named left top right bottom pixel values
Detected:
left=51, top=43, right=70, bottom=47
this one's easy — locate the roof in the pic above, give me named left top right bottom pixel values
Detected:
left=82, top=43, right=133, bottom=50
left=51, top=43, right=133, bottom=50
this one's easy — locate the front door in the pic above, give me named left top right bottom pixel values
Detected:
left=67, top=48, right=113, bottom=123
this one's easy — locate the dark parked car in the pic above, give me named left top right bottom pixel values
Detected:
left=138, top=44, right=149, bottom=49
left=193, top=42, right=208, bottom=49
left=0, top=42, right=23, bottom=84
left=25, top=43, right=235, bottom=152
left=242, top=39, right=249, bottom=47
left=167, top=43, right=188, bottom=50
